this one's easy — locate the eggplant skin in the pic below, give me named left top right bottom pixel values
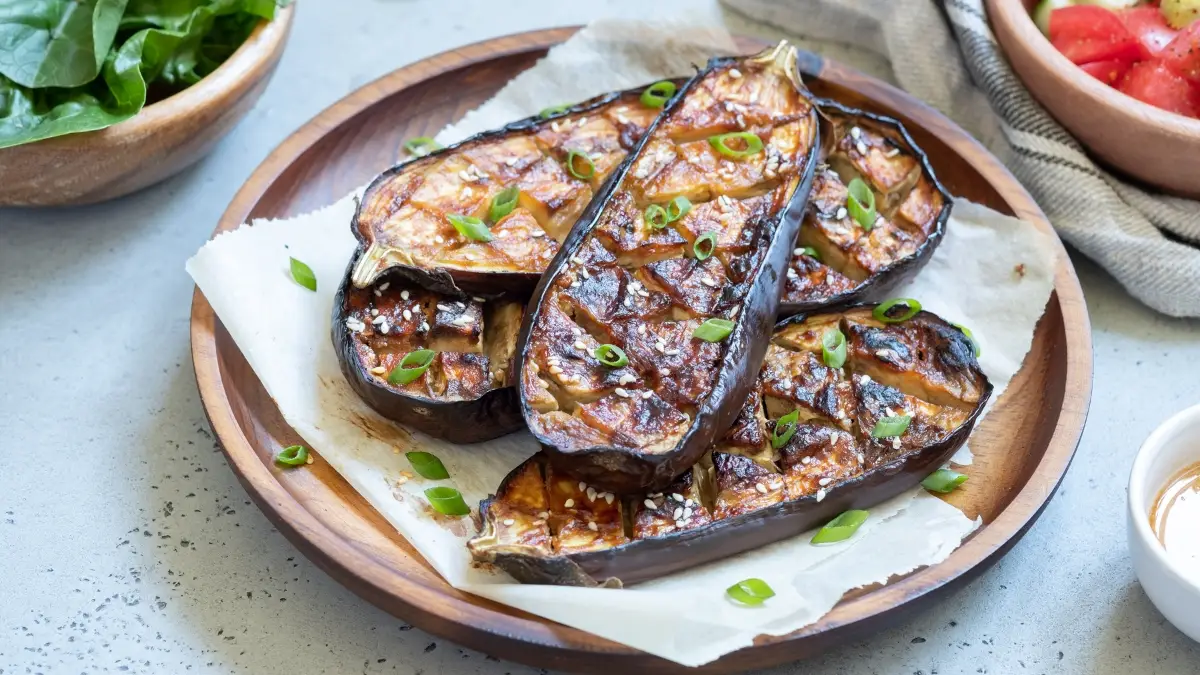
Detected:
left=471, top=305, right=993, bottom=585
left=331, top=254, right=525, bottom=444
left=516, top=42, right=821, bottom=495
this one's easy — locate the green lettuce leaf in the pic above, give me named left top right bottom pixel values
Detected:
left=0, top=0, right=129, bottom=88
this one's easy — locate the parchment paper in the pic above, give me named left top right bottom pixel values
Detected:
left=186, top=21, right=1058, bottom=667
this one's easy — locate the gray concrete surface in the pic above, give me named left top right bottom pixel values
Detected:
left=2, top=1, right=1199, bottom=673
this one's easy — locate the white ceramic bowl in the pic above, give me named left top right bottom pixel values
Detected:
left=1128, top=403, right=1200, bottom=643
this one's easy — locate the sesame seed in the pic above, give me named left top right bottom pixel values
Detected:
left=892, top=437, right=902, bottom=449
left=862, top=374, right=872, bottom=383
left=453, top=316, right=473, bottom=325
left=750, top=91, right=759, bottom=104
left=622, top=296, right=633, bottom=307
left=578, top=481, right=587, bottom=492
left=850, top=126, right=862, bottom=140
left=638, top=324, right=647, bottom=335
left=665, top=348, right=681, bottom=356
left=531, top=230, right=544, bottom=238
left=675, top=520, right=686, bottom=528
left=503, top=518, right=515, bottom=526
left=434, top=235, right=445, bottom=244
left=729, top=68, right=742, bottom=78
left=671, top=493, right=684, bottom=502
left=420, top=321, right=430, bottom=331
left=588, top=521, right=598, bottom=532
left=736, top=114, right=746, bottom=129
left=436, top=304, right=452, bottom=312
left=539, top=511, right=549, bottom=519
left=370, top=366, right=387, bottom=375
left=684, top=498, right=694, bottom=507
left=345, top=318, right=366, bottom=332
left=755, top=483, right=767, bottom=494
left=378, top=282, right=390, bottom=291
left=816, top=488, right=827, bottom=502
left=836, top=207, right=848, bottom=220
left=578, top=116, right=589, bottom=127
left=586, top=487, right=598, bottom=501
left=473, top=296, right=485, bottom=302
left=856, top=141, right=868, bottom=155
left=700, top=278, right=717, bottom=288
left=857, top=453, right=865, bottom=463
left=801, top=456, right=812, bottom=464
left=614, top=388, right=630, bottom=398
left=619, top=373, right=636, bottom=385
left=661, top=368, right=671, bottom=376
left=617, top=114, right=629, bottom=124
left=837, top=410, right=847, bottom=419
left=819, top=477, right=832, bottom=486
left=379, top=323, right=390, bottom=334
left=655, top=342, right=666, bottom=354
left=793, top=248, right=804, bottom=257
left=779, top=380, right=792, bottom=390
left=550, top=121, right=561, bottom=133
left=649, top=493, right=663, bottom=499
left=374, top=290, right=382, bottom=297
left=403, top=309, right=412, bottom=320
left=637, top=289, right=650, bottom=298
left=673, top=507, right=683, bottom=519
left=644, top=498, right=657, bottom=510
left=574, top=340, right=587, bottom=351
left=683, top=507, right=694, bottom=519
left=369, top=309, right=380, bottom=318
left=505, top=156, right=519, bottom=167
left=571, top=326, right=583, bottom=336
left=548, top=366, right=563, bottom=375
left=564, top=498, right=575, bottom=508
left=604, top=492, right=614, bottom=504
left=639, top=390, right=651, bottom=399
left=306, top=455, right=314, bottom=465
left=571, top=280, right=581, bottom=288
left=372, top=315, right=387, bottom=325
left=830, top=432, right=840, bottom=444
left=570, top=255, right=582, bottom=264
left=730, top=306, right=740, bottom=317
left=787, top=268, right=799, bottom=279
left=456, top=302, right=465, bottom=309
left=580, top=267, right=591, bottom=279
left=885, top=148, right=902, bottom=158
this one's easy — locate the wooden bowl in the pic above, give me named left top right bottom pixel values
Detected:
left=0, top=5, right=294, bottom=207
left=987, top=0, right=1200, bottom=198
left=190, top=28, right=1092, bottom=673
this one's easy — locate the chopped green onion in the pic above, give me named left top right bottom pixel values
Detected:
left=565, top=150, right=596, bottom=180
left=798, top=246, right=819, bottom=260
left=593, top=344, right=629, bottom=368
left=403, top=137, right=441, bottom=157
left=822, top=329, right=847, bottom=369
left=488, top=186, right=520, bottom=223
left=666, top=196, right=692, bottom=222
left=693, top=318, right=735, bottom=342
left=770, top=409, right=800, bottom=449
left=709, top=131, right=764, bottom=159
left=726, top=578, right=775, bottom=606
left=644, top=204, right=669, bottom=229
left=811, top=510, right=869, bottom=544
left=952, top=323, right=981, bottom=358
left=640, top=80, right=678, bottom=108
left=873, top=298, right=922, bottom=324
left=406, top=451, right=449, bottom=480
left=289, top=257, right=317, bottom=292
left=871, top=415, right=912, bottom=438
left=539, top=104, right=570, bottom=119
left=448, top=214, right=493, bottom=242
left=388, top=349, right=437, bottom=386
left=693, top=232, right=717, bottom=261
left=922, top=468, right=968, bottom=494
left=846, top=178, right=877, bottom=231
left=424, top=487, right=471, bottom=516
left=275, top=445, right=309, bottom=467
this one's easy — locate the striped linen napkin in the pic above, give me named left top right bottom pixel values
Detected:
left=722, top=0, right=1200, bottom=317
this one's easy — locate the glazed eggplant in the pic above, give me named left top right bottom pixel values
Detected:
left=781, top=100, right=951, bottom=314
left=469, top=305, right=992, bottom=586
left=331, top=252, right=526, bottom=444
left=349, top=84, right=667, bottom=297
left=516, top=43, right=821, bottom=494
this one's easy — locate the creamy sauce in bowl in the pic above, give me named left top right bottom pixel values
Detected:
left=1150, top=461, right=1200, bottom=573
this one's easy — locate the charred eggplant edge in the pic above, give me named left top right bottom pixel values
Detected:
left=471, top=307, right=993, bottom=585
left=514, top=45, right=821, bottom=494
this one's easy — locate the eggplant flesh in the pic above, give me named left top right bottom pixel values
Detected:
left=349, top=86, right=664, bottom=297
left=781, top=100, right=951, bottom=314
left=331, top=254, right=526, bottom=444
left=517, top=42, right=820, bottom=494
left=469, top=305, right=992, bottom=586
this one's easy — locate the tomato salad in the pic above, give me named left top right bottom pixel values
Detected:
left=1034, top=1, right=1200, bottom=118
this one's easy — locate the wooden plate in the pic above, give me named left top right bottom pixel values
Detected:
left=190, top=28, right=1092, bottom=674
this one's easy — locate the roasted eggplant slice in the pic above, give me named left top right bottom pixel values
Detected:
left=331, top=252, right=525, bottom=443
left=781, top=100, right=951, bottom=314
left=516, top=43, right=820, bottom=494
left=470, top=305, right=991, bottom=585
left=349, top=85, right=668, bottom=297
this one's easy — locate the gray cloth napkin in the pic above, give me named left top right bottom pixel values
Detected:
left=722, top=0, right=1200, bottom=318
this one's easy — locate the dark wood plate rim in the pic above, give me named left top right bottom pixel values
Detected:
left=189, top=26, right=1093, bottom=672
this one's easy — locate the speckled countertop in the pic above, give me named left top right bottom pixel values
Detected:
left=2, top=1, right=1200, bottom=673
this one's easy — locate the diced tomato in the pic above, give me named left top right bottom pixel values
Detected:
left=1121, top=6, right=1181, bottom=57
left=1118, top=60, right=1200, bottom=117
left=1080, top=58, right=1133, bottom=85
left=1050, top=6, right=1144, bottom=65
left=1160, top=23, right=1200, bottom=83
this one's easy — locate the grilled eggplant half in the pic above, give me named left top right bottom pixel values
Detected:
left=470, top=305, right=992, bottom=585
left=332, top=252, right=525, bottom=444
left=349, top=85, right=666, bottom=297
left=782, top=100, right=950, bottom=314
left=516, top=43, right=821, bottom=494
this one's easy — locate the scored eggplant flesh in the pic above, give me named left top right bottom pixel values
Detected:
left=518, top=42, right=820, bottom=494
left=781, top=100, right=950, bottom=314
left=350, top=87, right=664, bottom=296
left=331, top=260, right=526, bottom=444
left=469, top=305, right=992, bottom=586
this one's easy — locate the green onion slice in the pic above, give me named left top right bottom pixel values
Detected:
left=275, top=445, right=309, bottom=467
left=448, top=214, right=493, bottom=242
left=403, top=137, right=442, bottom=157
left=644, top=204, right=669, bottom=229
left=821, top=329, right=847, bottom=369
left=640, top=80, right=678, bottom=108
left=666, top=196, right=692, bottom=222
left=770, top=409, right=800, bottom=449
left=388, top=349, right=437, bottom=386
left=872, top=298, right=922, bottom=324
left=406, top=451, right=450, bottom=480
left=922, top=468, right=968, bottom=494
left=693, top=318, right=735, bottom=342
left=871, top=415, right=912, bottom=438
left=565, top=150, right=596, bottom=180
left=708, top=131, right=765, bottom=159
left=593, top=344, right=629, bottom=368
left=693, top=232, right=717, bottom=261
left=726, top=578, right=775, bottom=606
left=952, top=323, right=981, bottom=358
left=289, top=257, right=317, bottom=292
left=846, top=178, right=877, bottom=231
left=488, top=186, right=520, bottom=223
left=424, top=487, right=471, bottom=516
left=538, top=104, right=570, bottom=119
left=798, top=246, right=820, bottom=260
left=811, top=510, right=869, bottom=544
